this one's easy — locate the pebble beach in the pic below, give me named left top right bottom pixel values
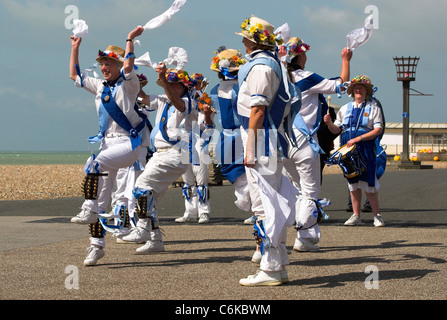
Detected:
left=1, top=161, right=446, bottom=201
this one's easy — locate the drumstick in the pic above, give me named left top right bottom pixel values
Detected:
left=327, top=96, right=331, bottom=115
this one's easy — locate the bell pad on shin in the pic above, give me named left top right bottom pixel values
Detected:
left=135, top=196, right=148, bottom=219
left=82, top=173, right=107, bottom=200
left=89, top=221, right=105, bottom=238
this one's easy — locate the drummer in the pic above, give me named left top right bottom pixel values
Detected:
left=324, top=75, right=385, bottom=227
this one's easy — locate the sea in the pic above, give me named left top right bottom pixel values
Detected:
left=0, top=152, right=92, bottom=165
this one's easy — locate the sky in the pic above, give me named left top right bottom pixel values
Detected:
left=1, top=0, right=446, bottom=152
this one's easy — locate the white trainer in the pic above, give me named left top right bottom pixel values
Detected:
left=251, top=250, right=261, bottom=264
left=116, top=228, right=145, bottom=244
left=175, top=216, right=196, bottom=223
left=198, top=213, right=210, bottom=224
left=136, top=241, right=165, bottom=254
left=374, top=214, right=385, bottom=227
left=239, top=270, right=282, bottom=286
left=344, top=214, right=362, bottom=226
left=293, top=238, right=320, bottom=252
left=84, top=246, right=104, bottom=266
left=71, top=209, right=98, bottom=225
left=120, top=219, right=151, bottom=243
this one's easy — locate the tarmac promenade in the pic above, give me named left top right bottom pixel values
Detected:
left=1, top=168, right=446, bottom=304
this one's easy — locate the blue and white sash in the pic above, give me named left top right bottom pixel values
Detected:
left=88, top=81, right=144, bottom=151
left=237, top=51, right=301, bottom=158
left=292, top=73, right=327, bottom=157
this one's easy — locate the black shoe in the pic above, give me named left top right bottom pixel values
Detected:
left=346, top=205, right=353, bottom=212
left=362, top=204, right=372, bottom=212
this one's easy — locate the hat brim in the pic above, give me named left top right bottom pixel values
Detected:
left=210, top=65, right=241, bottom=73
left=235, top=32, right=276, bottom=47
left=96, top=56, right=124, bottom=64
left=347, top=83, right=374, bottom=97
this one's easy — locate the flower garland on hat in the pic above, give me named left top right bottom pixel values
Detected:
left=287, top=40, right=310, bottom=59
left=211, top=51, right=246, bottom=72
left=240, top=18, right=283, bottom=47
left=191, top=73, right=204, bottom=81
left=166, top=69, right=193, bottom=87
left=97, top=49, right=124, bottom=62
left=347, top=74, right=375, bottom=97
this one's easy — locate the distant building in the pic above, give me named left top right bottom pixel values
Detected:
left=333, top=122, right=447, bottom=155
left=381, top=123, right=447, bottom=155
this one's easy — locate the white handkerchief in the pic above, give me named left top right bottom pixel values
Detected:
left=143, top=0, right=187, bottom=30
left=72, top=19, right=88, bottom=38
left=346, top=15, right=374, bottom=50
left=163, top=47, right=189, bottom=70
left=274, top=22, right=291, bottom=44
left=134, top=52, right=158, bottom=69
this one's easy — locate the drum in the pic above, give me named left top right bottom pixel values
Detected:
left=325, top=144, right=367, bottom=179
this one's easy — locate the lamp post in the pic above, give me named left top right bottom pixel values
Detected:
left=393, top=56, right=432, bottom=169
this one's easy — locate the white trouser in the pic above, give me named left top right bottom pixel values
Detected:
left=82, top=136, right=141, bottom=213
left=240, top=128, right=290, bottom=271
left=112, top=147, right=148, bottom=226
left=231, top=173, right=252, bottom=212
left=245, top=162, right=289, bottom=272
left=135, top=148, right=189, bottom=224
left=283, top=135, right=322, bottom=240
left=82, top=136, right=141, bottom=247
left=181, top=160, right=211, bottom=219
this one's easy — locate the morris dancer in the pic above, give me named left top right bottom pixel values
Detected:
left=69, top=26, right=147, bottom=266
left=111, top=74, right=153, bottom=238
left=175, top=73, right=215, bottom=224
left=281, top=37, right=352, bottom=251
left=208, top=47, right=255, bottom=216
left=118, top=64, right=199, bottom=253
left=235, top=16, right=300, bottom=286
left=324, top=75, right=385, bottom=227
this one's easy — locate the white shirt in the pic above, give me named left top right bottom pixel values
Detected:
left=148, top=94, right=198, bottom=150
left=290, top=70, right=341, bottom=132
left=76, top=67, right=150, bottom=146
left=334, top=100, right=383, bottom=130
left=237, top=50, right=281, bottom=120
left=216, top=79, right=238, bottom=100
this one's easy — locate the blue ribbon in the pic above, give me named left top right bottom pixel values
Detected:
left=253, top=218, right=270, bottom=255
left=99, top=206, right=128, bottom=232
left=197, top=185, right=208, bottom=204
left=220, top=67, right=238, bottom=79
left=75, top=64, right=83, bottom=87
left=182, top=185, right=191, bottom=202
left=150, top=102, right=180, bottom=151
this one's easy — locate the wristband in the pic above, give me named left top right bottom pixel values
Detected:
left=126, top=38, right=134, bottom=42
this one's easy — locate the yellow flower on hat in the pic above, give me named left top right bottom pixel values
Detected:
left=236, top=16, right=281, bottom=47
